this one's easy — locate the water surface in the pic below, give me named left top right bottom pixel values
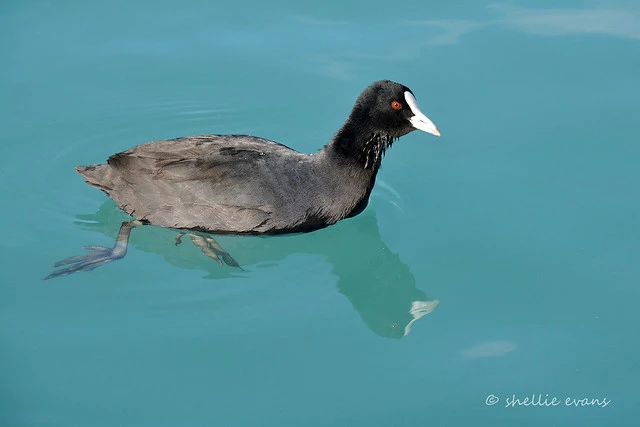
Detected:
left=1, top=1, right=639, bottom=426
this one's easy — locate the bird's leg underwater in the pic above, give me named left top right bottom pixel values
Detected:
left=44, top=220, right=144, bottom=280
left=187, top=234, right=242, bottom=269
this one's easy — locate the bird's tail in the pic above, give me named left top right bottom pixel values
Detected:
left=75, top=164, right=115, bottom=193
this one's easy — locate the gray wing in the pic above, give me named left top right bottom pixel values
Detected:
left=77, top=135, right=317, bottom=233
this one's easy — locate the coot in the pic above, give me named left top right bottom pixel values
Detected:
left=45, top=80, right=440, bottom=279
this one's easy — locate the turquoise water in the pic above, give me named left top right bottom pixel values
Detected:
left=2, top=0, right=639, bottom=425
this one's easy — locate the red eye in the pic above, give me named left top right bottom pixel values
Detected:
left=391, top=101, right=402, bottom=110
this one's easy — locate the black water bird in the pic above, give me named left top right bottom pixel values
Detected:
left=45, top=80, right=440, bottom=279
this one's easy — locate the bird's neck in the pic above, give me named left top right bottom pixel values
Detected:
left=325, top=118, right=394, bottom=171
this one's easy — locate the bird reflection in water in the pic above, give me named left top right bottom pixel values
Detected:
left=51, top=202, right=439, bottom=338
